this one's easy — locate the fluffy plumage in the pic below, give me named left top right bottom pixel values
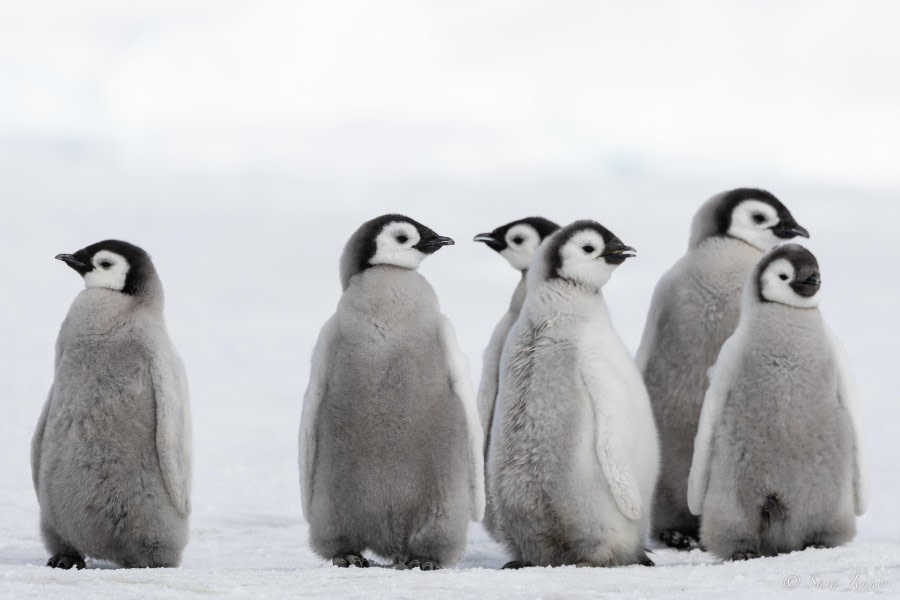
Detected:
left=687, top=244, right=867, bottom=560
left=31, top=240, right=191, bottom=569
left=474, top=217, right=560, bottom=540
left=299, top=215, right=483, bottom=569
left=487, top=220, right=658, bottom=567
left=635, top=189, right=807, bottom=548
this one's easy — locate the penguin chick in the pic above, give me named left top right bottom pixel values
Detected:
left=473, top=217, right=559, bottom=540
left=487, top=220, right=659, bottom=568
left=299, top=214, right=484, bottom=571
left=635, top=188, right=808, bottom=550
left=31, top=240, right=191, bottom=569
left=688, top=244, right=867, bottom=560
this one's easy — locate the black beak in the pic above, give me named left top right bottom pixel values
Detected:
left=790, top=272, right=821, bottom=297
left=772, top=221, right=810, bottom=239
left=55, top=253, right=91, bottom=274
left=414, top=235, right=455, bottom=254
left=473, top=232, right=505, bottom=252
left=600, top=241, right=637, bottom=264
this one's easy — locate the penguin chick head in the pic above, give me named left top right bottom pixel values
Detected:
left=539, top=220, right=636, bottom=290
left=56, top=240, right=159, bottom=298
left=690, top=188, right=809, bottom=250
left=339, top=214, right=454, bottom=289
left=756, top=244, right=821, bottom=308
left=473, top=216, right=560, bottom=271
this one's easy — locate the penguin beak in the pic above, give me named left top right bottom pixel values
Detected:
left=473, top=233, right=505, bottom=251
left=790, top=271, right=821, bottom=297
left=599, top=241, right=637, bottom=264
left=772, top=221, right=810, bottom=239
left=55, top=253, right=91, bottom=274
left=415, top=235, right=455, bottom=254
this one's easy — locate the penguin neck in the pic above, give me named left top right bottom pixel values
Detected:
left=525, top=278, right=608, bottom=323
left=507, top=271, right=528, bottom=314
left=344, top=265, right=438, bottom=320
left=66, top=288, right=162, bottom=336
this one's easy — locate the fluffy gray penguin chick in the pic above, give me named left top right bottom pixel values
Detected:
left=688, top=244, right=867, bottom=560
left=31, top=240, right=191, bottom=569
left=635, top=188, right=808, bottom=550
left=299, top=214, right=485, bottom=570
left=487, top=220, right=659, bottom=568
left=473, top=216, right=559, bottom=541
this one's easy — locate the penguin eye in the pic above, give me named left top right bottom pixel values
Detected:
left=779, top=273, right=789, bottom=281
left=99, top=260, right=113, bottom=269
left=512, top=236, right=524, bottom=245
left=582, top=245, right=595, bottom=254
left=752, top=213, right=766, bottom=224
left=396, top=234, right=409, bottom=244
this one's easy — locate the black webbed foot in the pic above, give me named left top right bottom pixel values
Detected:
left=731, top=550, right=760, bottom=561
left=406, top=557, right=442, bottom=571
left=332, top=553, right=369, bottom=568
left=659, top=529, right=701, bottom=550
left=501, top=560, right=530, bottom=569
left=47, top=553, right=85, bottom=570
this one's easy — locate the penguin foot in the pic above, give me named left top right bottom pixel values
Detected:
left=47, top=553, right=85, bottom=570
left=659, top=530, right=701, bottom=551
left=501, top=560, right=530, bottom=569
left=637, top=550, right=655, bottom=567
left=803, top=543, right=829, bottom=550
left=406, top=558, right=442, bottom=571
left=332, top=554, right=369, bottom=568
left=730, top=550, right=760, bottom=561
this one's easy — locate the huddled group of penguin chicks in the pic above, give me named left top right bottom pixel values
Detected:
left=30, top=188, right=866, bottom=573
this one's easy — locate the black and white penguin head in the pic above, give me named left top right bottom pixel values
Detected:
left=690, top=188, right=809, bottom=250
left=540, top=220, right=636, bottom=290
left=56, top=240, right=160, bottom=298
left=756, top=244, right=821, bottom=308
left=473, top=216, right=560, bottom=271
left=339, top=214, right=454, bottom=289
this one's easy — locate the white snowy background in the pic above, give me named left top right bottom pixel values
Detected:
left=1, top=1, right=898, bottom=598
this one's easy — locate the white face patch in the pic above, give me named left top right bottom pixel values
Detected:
left=83, top=250, right=130, bottom=292
left=759, top=257, right=821, bottom=308
left=728, top=200, right=782, bottom=251
left=499, top=223, right=543, bottom=271
left=557, top=229, right=618, bottom=289
left=369, top=221, right=427, bottom=270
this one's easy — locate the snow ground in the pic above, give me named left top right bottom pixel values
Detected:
left=0, top=170, right=898, bottom=598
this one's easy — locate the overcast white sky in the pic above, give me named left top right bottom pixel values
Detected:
left=1, top=0, right=898, bottom=190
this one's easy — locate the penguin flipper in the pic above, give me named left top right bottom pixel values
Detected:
left=151, top=346, right=192, bottom=518
left=299, top=317, right=336, bottom=523
left=476, top=312, right=514, bottom=455
left=440, top=316, right=486, bottom=521
left=30, top=388, right=53, bottom=492
left=581, top=368, right=643, bottom=521
left=826, top=327, right=869, bottom=516
left=687, top=326, right=745, bottom=516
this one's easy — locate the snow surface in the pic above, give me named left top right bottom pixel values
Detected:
left=1, top=172, right=898, bottom=599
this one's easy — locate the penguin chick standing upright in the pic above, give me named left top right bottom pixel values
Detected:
left=636, top=188, right=808, bottom=550
left=299, top=214, right=484, bottom=570
left=687, top=244, right=867, bottom=560
left=32, top=240, right=191, bottom=569
left=488, top=220, right=659, bottom=568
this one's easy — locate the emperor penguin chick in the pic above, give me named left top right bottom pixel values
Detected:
left=473, top=217, right=559, bottom=540
left=688, top=244, right=867, bottom=560
left=636, top=188, right=808, bottom=550
left=32, top=240, right=191, bottom=569
left=299, top=214, right=484, bottom=570
left=487, top=220, right=659, bottom=568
